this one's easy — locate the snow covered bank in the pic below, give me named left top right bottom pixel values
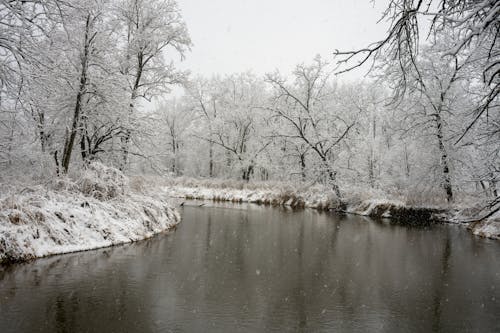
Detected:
left=166, top=185, right=444, bottom=222
left=0, top=164, right=180, bottom=264
left=164, top=181, right=445, bottom=219
left=467, top=207, right=500, bottom=240
left=165, top=184, right=344, bottom=210
left=470, top=219, right=500, bottom=239
left=163, top=178, right=499, bottom=240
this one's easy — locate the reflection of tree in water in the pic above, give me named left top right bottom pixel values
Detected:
left=205, top=214, right=212, bottom=254
left=260, top=210, right=307, bottom=331
left=1, top=206, right=499, bottom=333
left=432, top=229, right=451, bottom=332
left=233, top=211, right=250, bottom=280
left=54, top=293, right=80, bottom=333
left=294, top=219, right=307, bottom=330
left=262, top=211, right=341, bottom=331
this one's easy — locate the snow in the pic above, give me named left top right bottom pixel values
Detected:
left=165, top=182, right=423, bottom=217
left=346, top=199, right=405, bottom=217
left=165, top=185, right=344, bottom=210
left=164, top=178, right=499, bottom=240
left=3, top=164, right=495, bottom=265
left=469, top=210, right=500, bottom=240
left=0, top=163, right=180, bottom=263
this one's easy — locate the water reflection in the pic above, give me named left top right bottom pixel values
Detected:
left=0, top=203, right=499, bottom=332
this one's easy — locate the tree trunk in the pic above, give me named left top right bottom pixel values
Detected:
left=327, top=167, right=341, bottom=198
left=120, top=96, right=135, bottom=171
left=489, top=172, right=498, bottom=198
left=368, top=155, right=375, bottom=188
left=242, top=164, right=254, bottom=182
left=300, top=153, right=306, bottom=182
left=171, top=137, right=177, bottom=174
left=404, top=143, right=411, bottom=179
left=53, top=151, right=60, bottom=176
left=121, top=48, right=144, bottom=171
left=435, top=112, right=453, bottom=202
left=38, top=112, right=47, bottom=153
left=80, top=131, right=87, bottom=161
left=261, top=168, right=269, bottom=181
left=61, top=14, right=91, bottom=173
left=208, top=142, right=214, bottom=177
left=321, top=157, right=341, bottom=198
left=369, top=111, right=376, bottom=187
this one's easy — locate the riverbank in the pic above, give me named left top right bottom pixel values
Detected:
left=161, top=177, right=499, bottom=240
left=0, top=164, right=180, bottom=264
left=2, top=200, right=499, bottom=333
left=2, top=170, right=496, bottom=265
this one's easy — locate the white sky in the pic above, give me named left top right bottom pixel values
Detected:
left=175, top=0, right=389, bottom=79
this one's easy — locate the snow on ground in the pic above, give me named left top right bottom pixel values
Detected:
left=165, top=184, right=344, bottom=210
left=166, top=184, right=436, bottom=220
left=0, top=163, right=180, bottom=264
left=345, top=199, right=405, bottom=217
left=163, top=178, right=499, bottom=240
left=4, top=165, right=494, bottom=264
left=468, top=209, right=500, bottom=240
left=163, top=181, right=430, bottom=218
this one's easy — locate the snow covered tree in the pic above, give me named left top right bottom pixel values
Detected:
left=191, top=73, right=270, bottom=181
left=266, top=56, right=358, bottom=197
left=115, top=0, right=191, bottom=170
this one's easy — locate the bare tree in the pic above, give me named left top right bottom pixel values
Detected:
left=266, top=56, right=357, bottom=197
left=334, top=0, right=499, bottom=142
left=186, top=77, right=220, bottom=177
left=61, top=11, right=96, bottom=173
left=191, top=74, right=270, bottom=181
left=156, top=99, right=193, bottom=175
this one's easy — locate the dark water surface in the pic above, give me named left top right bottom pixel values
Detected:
left=1, top=203, right=499, bottom=332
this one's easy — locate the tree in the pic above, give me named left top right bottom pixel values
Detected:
left=402, top=39, right=468, bottom=202
left=116, top=0, right=191, bottom=170
left=334, top=0, right=499, bottom=143
left=186, top=77, right=220, bottom=177
left=156, top=99, right=194, bottom=175
left=189, top=73, right=270, bottom=181
left=266, top=56, right=357, bottom=197
left=61, top=8, right=98, bottom=173
left=0, top=0, right=61, bottom=168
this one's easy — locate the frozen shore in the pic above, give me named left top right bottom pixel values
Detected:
left=163, top=179, right=499, bottom=240
left=0, top=164, right=180, bottom=264
left=468, top=213, right=500, bottom=240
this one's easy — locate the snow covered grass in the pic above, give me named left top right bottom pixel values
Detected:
left=466, top=204, right=500, bottom=240
left=161, top=177, right=499, bottom=240
left=165, top=184, right=443, bottom=222
left=0, top=163, right=180, bottom=264
left=162, top=177, right=442, bottom=219
left=163, top=179, right=344, bottom=210
left=470, top=219, right=500, bottom=239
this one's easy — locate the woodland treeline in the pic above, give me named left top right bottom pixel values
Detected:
left=0, top=0, right=498, bottom=205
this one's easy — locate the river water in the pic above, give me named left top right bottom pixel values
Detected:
left=0, top=202, right=499, bottom=332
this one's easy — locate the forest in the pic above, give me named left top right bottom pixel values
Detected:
left=0, top=0, right=498, bottom=257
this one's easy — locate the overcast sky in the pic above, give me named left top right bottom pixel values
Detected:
left=175, top=0, right=389, bottom=80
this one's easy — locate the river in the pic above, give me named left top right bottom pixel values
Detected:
left=0, top=202, right=499, bottom=332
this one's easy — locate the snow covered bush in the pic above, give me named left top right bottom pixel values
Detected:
left=0, top=163, right=180, bottom=264
left=77, top=162, right=128, bottom=200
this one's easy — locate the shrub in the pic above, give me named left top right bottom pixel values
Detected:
left=77, top=162, right=128, bottom=200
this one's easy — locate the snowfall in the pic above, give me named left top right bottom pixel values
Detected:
left=0, top=163, right=180, bottom=264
